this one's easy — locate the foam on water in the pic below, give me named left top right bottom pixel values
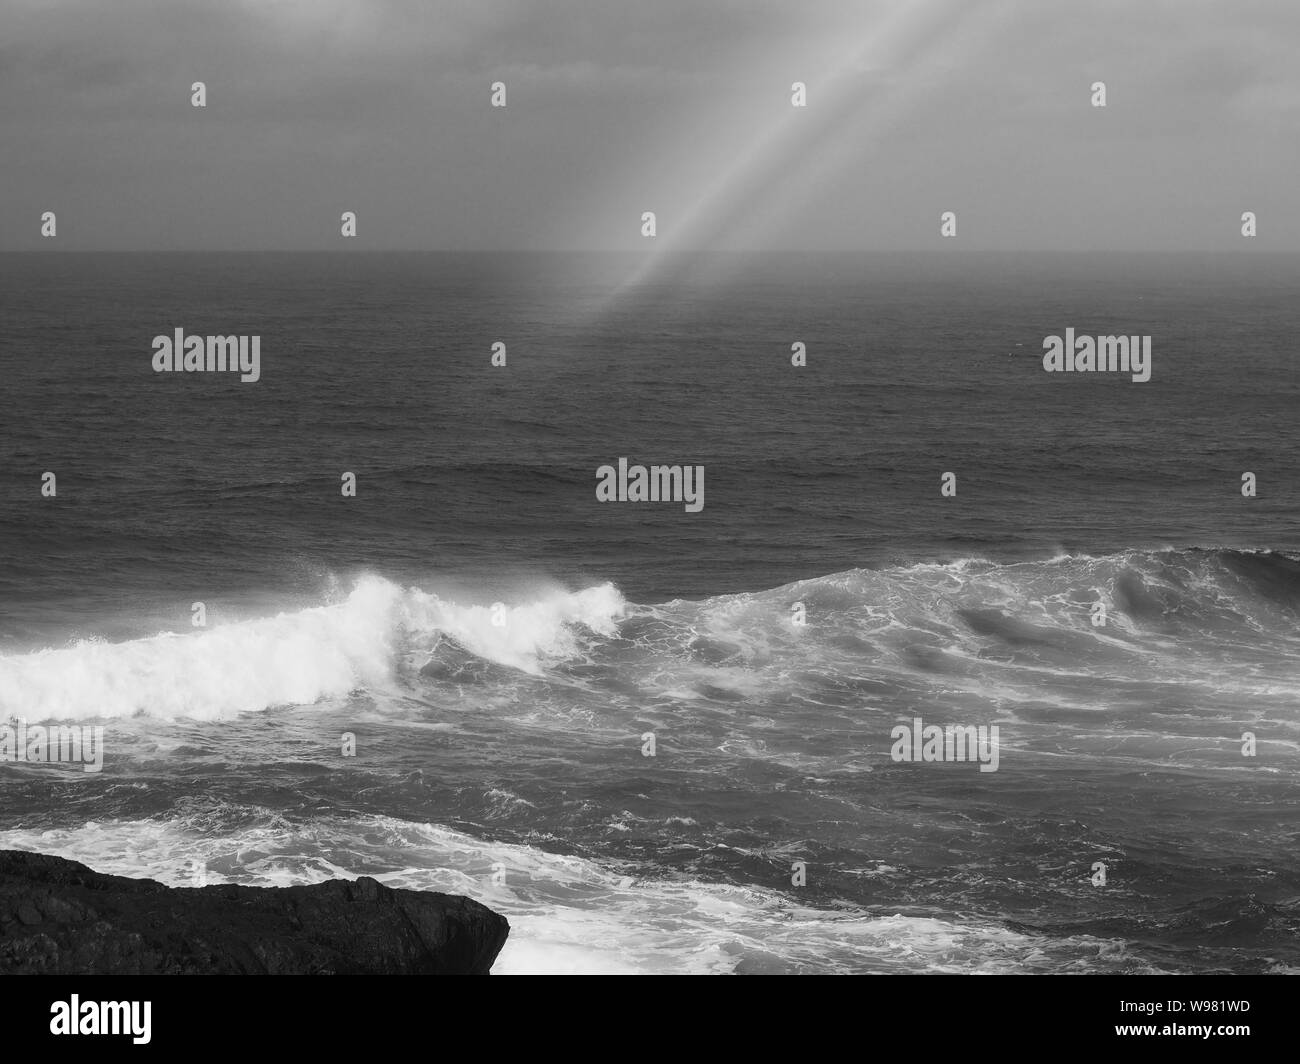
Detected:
left=0, top=813, right=1152, bottom=975
left=0, top=576, right=627, bottom=720
left=3, top=549, right=1297, bottom=751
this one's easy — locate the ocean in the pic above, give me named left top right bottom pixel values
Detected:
left=1, top=250, right=1297, bottom=973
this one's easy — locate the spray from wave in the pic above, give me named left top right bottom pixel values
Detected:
left=0, top=576, right=628, bottom=721
left=3, top=548, right=1298, bottom=722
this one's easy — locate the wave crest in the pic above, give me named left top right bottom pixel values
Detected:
left=0, top=576, right=627, bottom=720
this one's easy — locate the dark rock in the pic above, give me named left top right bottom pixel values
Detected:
left=0, top=850, right=509, bottom=974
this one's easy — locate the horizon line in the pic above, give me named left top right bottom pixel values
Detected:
left=0, top=247, right=1292, bottom=255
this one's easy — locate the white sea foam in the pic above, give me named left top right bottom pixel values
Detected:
left=0, top=576, right=627, bottom=720
left=0, top=814, right=1149, bottom=975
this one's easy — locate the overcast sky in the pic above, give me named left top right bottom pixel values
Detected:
left=2, top=0, right=1297, bottom=251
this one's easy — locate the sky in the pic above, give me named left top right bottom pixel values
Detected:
left=1, top=0, right=1298, bottom=251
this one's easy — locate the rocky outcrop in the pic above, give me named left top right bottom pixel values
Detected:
left=0, top=850, right=508, bottom=974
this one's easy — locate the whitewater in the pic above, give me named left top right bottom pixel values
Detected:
left=1, top=550, right=1298, bottom=974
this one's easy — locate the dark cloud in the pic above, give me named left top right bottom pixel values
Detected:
left=1, top=0, right=1296, bottom=250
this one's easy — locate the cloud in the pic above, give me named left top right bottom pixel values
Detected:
left=1, top=0, right=1297, bottom=250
